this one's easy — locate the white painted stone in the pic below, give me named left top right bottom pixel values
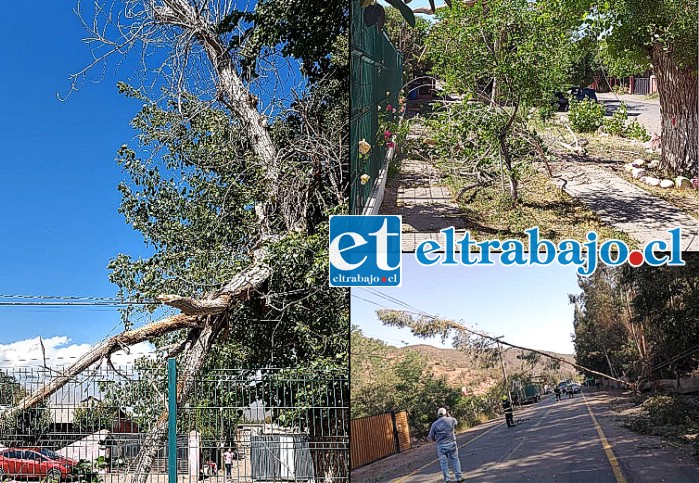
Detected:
left=631, top=168, right=646, bottom=179
left=632, top=158, right=646, bottom=167
left=648, top=159, right=661, bottom=169
left=624, top=163, right=635, bottom=172
left=675, top=176, right=692, bottom=189
left=644, top=177, right=660, bottom=187
left=660, top=179, right=674, bottom=189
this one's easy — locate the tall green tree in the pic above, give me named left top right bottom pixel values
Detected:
left=581, top=0, right=698, bottom=176
left=572, top=259, right=699, bottom=386
left=426, top=0, right=575, bottom=201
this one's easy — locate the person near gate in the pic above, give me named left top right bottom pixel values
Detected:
left=223, top=448, right=234, bottom=480
left=428, top=407, right=463, bottom=483
left=502, top=396, right=515, bottom=427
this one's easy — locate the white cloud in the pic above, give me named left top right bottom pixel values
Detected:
left=0, top=336, right=155, bottom=369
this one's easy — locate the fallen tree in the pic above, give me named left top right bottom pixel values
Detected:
left=376, top=309, right=633, bottom=388
left=1, top=1, right=349, bottom=482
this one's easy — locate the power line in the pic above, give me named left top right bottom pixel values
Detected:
left=0, top=294, right=155, bottom=302
left=0, top=293, right=159, bottom=307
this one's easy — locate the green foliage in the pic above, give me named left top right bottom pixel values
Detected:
left=590, top=0, right=698, bottom=72
left=352, top=328, right=504, bottom=438
left=603, top=103, right=628, bottom=136
left=425, top=0, right=576, bottom=201
left=601, top=104, right=650, bottom=141
left=572, top=261, right=699, bottom=383
left=71, top=457, right=107, bottom=483
left=73, top=401, right=119, bottom=433
left=0, top=371, right=51, bottom=446
left=568, top=98, right=605, bottom=132
left=101, top=0, right=350, bottom=455
left=625, top=119, right=650, bottom=141
left=383, top=7, right=433, bottom=83
left=428, top=102, right=542, bottom=195
left=378, top=102, right=408, bottom=154
left=427, top=0, right=574, bottom=111
left=216, top=0, right=349, bottom=82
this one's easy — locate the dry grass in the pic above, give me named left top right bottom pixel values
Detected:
left=442, top=163, right=637, bottom=247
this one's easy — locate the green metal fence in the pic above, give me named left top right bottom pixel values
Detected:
left=0, top=364, right=349, bottom=482
left=350, top=0, right=403, bottom=214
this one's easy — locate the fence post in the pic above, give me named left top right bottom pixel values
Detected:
left=168, top=358, right=177, bottom=482
left=390, top=410, right=401, bottom=454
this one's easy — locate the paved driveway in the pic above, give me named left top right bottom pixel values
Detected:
left=597, top=92, right=661, bottom=135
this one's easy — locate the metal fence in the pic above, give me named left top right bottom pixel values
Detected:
left=0, top=364, right=348, bottom=482
left=632, top=77, right=650, bottom=96
left=349, top=411, right=411, bottom=470
left=350, top=0, right=403, bottom=214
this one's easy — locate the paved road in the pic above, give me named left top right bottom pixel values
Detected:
left=597, top=93, right=661, bottom=135
left=352, top=389, right=699, bottom=483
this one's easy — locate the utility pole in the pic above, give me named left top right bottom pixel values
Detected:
left=496, top=336, right=512, bottom=405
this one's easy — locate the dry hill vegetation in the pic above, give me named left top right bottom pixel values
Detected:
left=351, top=328, right=577, bottom=438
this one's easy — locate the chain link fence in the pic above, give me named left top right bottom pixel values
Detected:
left=0, top=364, right=348, bottom=482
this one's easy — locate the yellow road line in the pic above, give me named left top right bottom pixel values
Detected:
left=393, top=420, right=504, bottom=483
left=582, top=392, right=628, bottom=483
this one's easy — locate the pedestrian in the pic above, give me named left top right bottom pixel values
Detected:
left=595, top=379, right=601, bottom=392
left=223, top=448, right=234, bottom=480
left=428, top=407, right=463, bottom=483
left=502, top=396, right=515, bottom=428
left=554, top=386, right=561, bottom=401
left=567, top=385, right=574, bottom=398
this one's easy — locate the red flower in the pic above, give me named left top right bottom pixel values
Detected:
left=386, top=104, right=393, bottom=112
left=384, top=130, right=392, bottom=140
left=386, top=141, right=395, bottom=149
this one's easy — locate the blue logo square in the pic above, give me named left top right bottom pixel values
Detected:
left=329, top=215, right=402, bottom=287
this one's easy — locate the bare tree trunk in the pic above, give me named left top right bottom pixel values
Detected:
left=129, top=317, right=225, bottom=483
left=651, top=44, right=698, bottom=177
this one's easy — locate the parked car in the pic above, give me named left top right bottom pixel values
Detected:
left=570, top=383, right=582, bottom=394
left=553, top=87, right=599, bottom=111
left=29, top=448, right=78, bottom=468
left=0, top=448, right=76, bottom=482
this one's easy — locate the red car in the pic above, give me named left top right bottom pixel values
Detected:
left=0, top=448, right=76, bottom=481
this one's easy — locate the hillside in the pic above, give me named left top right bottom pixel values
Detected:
left=389, top=344, right=577, bottom=395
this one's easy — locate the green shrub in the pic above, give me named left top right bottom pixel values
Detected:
left=603, top=103, right=628, bottom=136
left=536, top=102, right=556, bottom=122
left=569, top=98, right=605, bottom=132
left=625, top=119, right=651, bottom=142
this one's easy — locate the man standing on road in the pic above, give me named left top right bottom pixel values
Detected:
left=502, top=396, right=515, bottom=427
left=428, top=407, right=463, bottom=483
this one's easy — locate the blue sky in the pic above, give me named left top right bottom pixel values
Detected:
left=352, top=255, right=583, bottom=354
left=0, top=2, right=147, bottom=361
